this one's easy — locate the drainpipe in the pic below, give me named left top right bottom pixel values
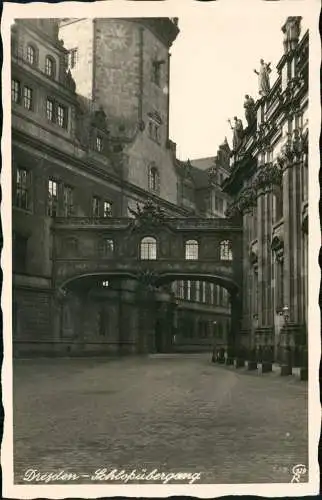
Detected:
left=138, top=26, right=144, bottom=126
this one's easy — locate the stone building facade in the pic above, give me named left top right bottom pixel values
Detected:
left=223, top=16, right=308, bottom=366
left=11, top=18, right=232, bottom=356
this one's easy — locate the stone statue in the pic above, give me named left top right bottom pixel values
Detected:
left=282, top=17, right=302, bottom=53
left=228, top=117, right=244, bottom=152
left=254, top=59, right=271, bottom=97
left=244, top=95, right=256, bottom=127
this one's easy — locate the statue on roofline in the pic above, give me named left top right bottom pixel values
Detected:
left=244, top=94, right=256, bottom=127
left=228, top=116, right=244, bottom=152
left=254, top=59, right=271, bottom=97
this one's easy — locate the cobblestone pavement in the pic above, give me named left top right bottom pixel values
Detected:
left=13, top=354, right=308, bottom=484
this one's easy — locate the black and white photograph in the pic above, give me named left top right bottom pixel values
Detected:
left=1, top=0, right=320, bottom=498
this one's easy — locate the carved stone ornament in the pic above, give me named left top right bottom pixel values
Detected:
left=276, top=129, right=307, bottom=167
left=136, top=268, right=160, bottom=291
left=249, top=250, right=258, bottom=266
left=253, top=162, right=283, bottom=191
left=271, top=235, right=284, bottom=263
left=236, top=186, right=257, bottom=214
left=128, top=199, right=167, bottom=231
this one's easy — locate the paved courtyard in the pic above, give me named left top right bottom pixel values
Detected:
left=13, top=353, right=308, bottom=484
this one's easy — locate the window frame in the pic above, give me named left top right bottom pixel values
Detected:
left=26, top=44, right=37, bottom=66
left=185, top=239, right=199, bottom=260
left=67, top=48, right=78, bottom=70
left=220, top=240, right=233, bottom=261
left=148, top=165, right=160, bottom=193
left=92, top=196, right=101, bottom=217
left=151, top=60, right=162, bottom=86
left=15, top=167, right=31, bottom=211
left=46, top=97, right=68, bottom=129
left=96, top=135, right=103, bottom=153
left=23, top=85, right=33, bottom=111
left=103, top=201, right=113, bottom=218
left=57, top=103, right=68, bottom=129
left=47, top=178, right=59, bottom=217
left=45, top=55, right=56, bottom=78
left=104, top=239, right=114, bottom=256
left=140, top=236, right=157, bottom=260
left=11, top=79, right=21, bottom=104
left=46, top=98, right=54, bottom=122
left=63, top=184, right=74, bottom=217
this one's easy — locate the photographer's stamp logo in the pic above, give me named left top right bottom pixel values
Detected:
left=291, top=464, right=307, bottom=483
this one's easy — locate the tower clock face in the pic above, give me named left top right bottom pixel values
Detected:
left=108, top=23, right=132, bottom=50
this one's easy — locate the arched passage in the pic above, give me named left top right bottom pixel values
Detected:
left=54, top=268, right=241, bottom=356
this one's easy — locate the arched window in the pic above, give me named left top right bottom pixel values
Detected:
left=26, top=44, right=36, bottom=65
left=220, top=240, right=232, bottom=261
left=45, top=56, right=55, bottom=78
left=185, top=239, right=198, bottom=260
left=148, top=165, right=160, bottom=193
left=140, top=236, right=157, bottom=260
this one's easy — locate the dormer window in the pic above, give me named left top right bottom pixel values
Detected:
left=45, top=56, right=55, bottom=78
left=26, top=44, right=36, bottom=65
left=67, top=48, right=78, bottom=69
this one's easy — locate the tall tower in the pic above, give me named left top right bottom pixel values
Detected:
left=59, top=18, right=180, bottom=206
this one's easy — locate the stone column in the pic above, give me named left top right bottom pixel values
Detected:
left=229, top=290, right=242, bottom=357
left=257, top=194, right=264, bottom=327
left=136, top=287, right=157, bottom=354
left=280, top=148, right=305, bottom=366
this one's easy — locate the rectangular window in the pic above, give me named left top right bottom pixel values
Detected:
left=104, top=239, right=114, bottom=255
left=178, top=280, right=184, bottom=299
left=13, top=232, right=28, bottom=274
left=47, top=179, right=59, bottom=217
left=148, top=120, right=161, bottom=144
left=92, top=196, right=100, bottom=217
left=23, top=86, right=33, bottom=110
left=96, top=135, right=103, bottom=152
left=186, top=280, right=191, bottom=301
left=68, top=48, right=78, bottom=69
left=46, top=98, right=54, bottom=121
left=12, top=79, right=21, bottom=103
left=195, top=281, right=200, bottom=302
left=15, top=167, right=30, bottom=210
left=63, top=185, right=73, bottom=217
left=57, top=104, right=67, bottom=128
left=103, top=201, right=112, bottom=218
left=152, top=60, right=162, bottom=86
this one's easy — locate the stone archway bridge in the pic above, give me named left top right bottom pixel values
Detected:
left=53, top=213, right=243, bottom=295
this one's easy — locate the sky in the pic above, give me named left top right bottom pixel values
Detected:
left=168, top=10, right=308, bottom=160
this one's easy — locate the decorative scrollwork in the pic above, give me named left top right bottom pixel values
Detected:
left=136, top=268, right=160, bottom=291
left=271, top=235, right=284, bottom=263
left=253, top=162, right=283, bottom=192
left=128, top=199, right=167, bottom=232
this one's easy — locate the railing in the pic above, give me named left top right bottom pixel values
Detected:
left=53, top=216, right=242, bottom=230
left=54, top=217, right=131, bottom=228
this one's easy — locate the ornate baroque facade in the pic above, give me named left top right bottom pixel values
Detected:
left=223, top=16, right=308, bottom=365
